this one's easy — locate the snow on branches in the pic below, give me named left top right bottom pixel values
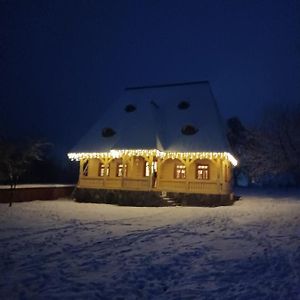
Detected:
left=227, top=103, right=300, bottom=185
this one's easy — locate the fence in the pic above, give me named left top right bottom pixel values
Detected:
left=0, top=184, right=75, bottom=203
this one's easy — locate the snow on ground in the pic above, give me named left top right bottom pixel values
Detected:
left=0, top=189, right=300, bottom=300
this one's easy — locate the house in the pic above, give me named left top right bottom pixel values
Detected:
left=68, top=81, right=237, bottom=205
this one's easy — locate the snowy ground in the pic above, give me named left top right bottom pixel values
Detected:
left=1, top=189, right=300, bottom=300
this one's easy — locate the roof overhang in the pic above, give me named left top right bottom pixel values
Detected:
left=68, top=149, right=238, bottom=166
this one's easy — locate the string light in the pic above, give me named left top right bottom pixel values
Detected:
left=68, top=149, right=238, bottom=166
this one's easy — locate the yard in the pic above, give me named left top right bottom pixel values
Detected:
left=0, top=189, right=300, bottom=299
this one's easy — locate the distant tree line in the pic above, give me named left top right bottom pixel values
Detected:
left=228, top=103, right=300, bottom=186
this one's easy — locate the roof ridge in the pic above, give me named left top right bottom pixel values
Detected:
left=125, top=80, right=209, bottom=90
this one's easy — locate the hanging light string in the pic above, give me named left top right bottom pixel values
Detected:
left=68, top=149, right=238, bottom=166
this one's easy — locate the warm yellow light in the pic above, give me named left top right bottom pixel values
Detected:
left=68, top=149, right=238, bottom=166
left=227, top=152, right=238, bottom=166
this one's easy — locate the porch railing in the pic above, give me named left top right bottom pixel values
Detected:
left=79, top=176, right=226, bottom=194
left=79, top=177, right=150, bottom=190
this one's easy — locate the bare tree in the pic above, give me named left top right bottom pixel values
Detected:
left=0, top=138, right=50, bottom=206
left=228, top=103, right=300, bottom=185
left=258, top=103, right=300, bottom=180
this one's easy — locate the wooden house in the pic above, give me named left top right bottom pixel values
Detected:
left=68, top=81, right=237, bottom=205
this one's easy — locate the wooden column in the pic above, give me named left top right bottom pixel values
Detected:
left=103, top=157, right=112, bottom=188
left=218, top=158, right=224, bottom=193
left=184, top=157, right=192, bottom=193
left=156, top=157, right=163, bottom=190
left=147, top=155, right=153, bottom=190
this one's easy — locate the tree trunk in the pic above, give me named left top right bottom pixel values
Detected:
left=9, top=181, right=16, bottom=207
left=9, top=188, right=13, bottom=207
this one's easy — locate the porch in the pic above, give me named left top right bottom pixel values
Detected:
left=78, top=174, right=230, bottom=195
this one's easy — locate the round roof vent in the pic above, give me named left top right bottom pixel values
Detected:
left=125, top=104, right=136, bottom=112
left=181, top=125, right=198, bottom=135
left=102, top=127, right=116, bottom=137
left=178, top=101, right=190, bottom=110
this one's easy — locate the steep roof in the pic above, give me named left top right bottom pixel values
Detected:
left=71, top=81, right=230, bottom=153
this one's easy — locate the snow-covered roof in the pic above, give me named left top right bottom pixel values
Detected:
left=71, top=81, right=230, bottom=153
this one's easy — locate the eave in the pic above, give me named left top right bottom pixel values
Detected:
left=68, top=149, right=238, bottom=166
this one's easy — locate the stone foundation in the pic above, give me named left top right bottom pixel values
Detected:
left=73, top=188, right=164, bottom=207
left=73, top=188, right=236, bottom=207
left=167, top=192, right=235, bottom=207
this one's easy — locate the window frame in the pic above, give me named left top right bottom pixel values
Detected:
left=82, top=160, right=89, bottom=177
left=116, top=163, right=128, bottom=177
left=174, top=164, right=186, bottom=179
left=144, top=161, right=150, bottom=177
left=195, top=164, right=209, bottom=180
left=98, top=162, right=105, bottom=177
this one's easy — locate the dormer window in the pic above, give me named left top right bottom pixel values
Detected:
left=102, top=127, right=116, bottom=137
left=125, top=104, right=136, bottom=112
left=181, top=125, right=198, bottom=135
left=178, top=101, right=190, bottom=110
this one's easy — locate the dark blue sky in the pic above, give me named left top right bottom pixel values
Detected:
left=0, top=0, right=299, bottom=154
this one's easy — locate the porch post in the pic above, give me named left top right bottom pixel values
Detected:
left=156, top=158, right=163, bottom=190
left=147, top=155, right=153, bottom=190
left=184, top=158, right=191, bottom=193
left=218, top=158, right=223, bottom=193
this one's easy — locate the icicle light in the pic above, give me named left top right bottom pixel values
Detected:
left=68, top=150, right=238, bottom=166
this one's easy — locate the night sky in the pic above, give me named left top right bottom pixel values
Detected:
left=1, top=0, right=299, bottom=156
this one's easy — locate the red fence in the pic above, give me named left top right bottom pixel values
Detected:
left=0, top=185, right=75, bottom=203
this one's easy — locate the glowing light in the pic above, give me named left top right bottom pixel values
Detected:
left=68, top=149, right=238, bottom=166
left=227, top=152, right=238, bottom=166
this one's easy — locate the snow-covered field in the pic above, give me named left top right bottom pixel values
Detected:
left=1, top=189, right=300, bottom=300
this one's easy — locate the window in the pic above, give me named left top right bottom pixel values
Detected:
left=177, top=100, right=190, bottom=110
left=116, top=164, right=128, bottom=177
left=82, top=160, right=89, bottom=176
left=175, top=164, right=186, bottom=179
left=102, top=127, right=116, bottom=137
left=144, top=161, right=150, bottom=177
left=98, top=163, right=110, bottom=177
left=181, top=125, right=199, bottom=135
left=144, top=161, right=157, bottom=177
left=98, top=163, right=105, bottom=177
left=124, top=104, right=136, bottom=112
left=196, top=164, right=209, bottom=180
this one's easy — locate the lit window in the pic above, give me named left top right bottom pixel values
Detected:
left=117, top=164, right=128, bottom=177
left=98, top=163, right=105, bottom=177
left=144, top=161, right=150, bottom=177
left=175, top=164, right=186, bottom=179
left=144, top=161, right=157, bottom=177
left=82, top=160, right=89, bottom=176
left=196, top=164, right=209, bottom=180
left=98, top=163, right=110, bottom=176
